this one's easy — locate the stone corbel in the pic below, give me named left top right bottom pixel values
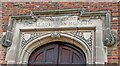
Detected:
left=1, top=17, right=13, bottom=47
left=31, top=11, right=38, bottom=22
left=103, top=11, right=117, bottom=47
left=103, top=28, right=117, bottom=47
left=77, top=8, right=85, bottom=20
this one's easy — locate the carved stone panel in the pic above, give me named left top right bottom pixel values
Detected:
left=62, top=30, right=94, bottom=50
left=21, top=32, right=49, bottom=50
left=20, top=30, right=94, bottom=52
left=22, top=16, right=95, bottom=28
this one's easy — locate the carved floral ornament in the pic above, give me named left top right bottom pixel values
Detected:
left=1, top=8, right=117, bottom=47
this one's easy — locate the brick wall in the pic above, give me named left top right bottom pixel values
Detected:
left=0, top=2, right=120, bottom=64
left=118, top=1, right=120, bottom=64
left=0, top=2, right=6, bottom=64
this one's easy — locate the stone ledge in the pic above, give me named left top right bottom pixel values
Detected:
left=9, top=8, right=110, bottom=19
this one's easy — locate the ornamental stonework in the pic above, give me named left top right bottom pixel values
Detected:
left=20, top=30, right=94, bottom=51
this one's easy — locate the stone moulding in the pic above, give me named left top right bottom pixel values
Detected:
left=1, top=8, right=117, bottom=47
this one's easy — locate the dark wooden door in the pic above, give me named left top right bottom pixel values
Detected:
left=28, top=42, right=86, bottom=65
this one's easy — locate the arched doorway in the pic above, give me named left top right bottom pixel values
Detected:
left=28, top=41, right=86, bottom=65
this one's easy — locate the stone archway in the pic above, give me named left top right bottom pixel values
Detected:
left=19, top=34, right=92, bottom=64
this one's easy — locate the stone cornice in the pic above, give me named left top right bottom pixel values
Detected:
left=10, top=8, right=110, bottom=19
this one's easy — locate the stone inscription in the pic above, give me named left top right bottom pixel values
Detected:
left=23, top=16, right=93, bottom=28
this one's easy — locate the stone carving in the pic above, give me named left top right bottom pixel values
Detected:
left=103, top=29, right=117, bottom=47
left=32, top=16, right=38, bottom=22
left=23, top=16, right=94, bottom=28
left=23, top=34, right=31, bottom=40
left=83, top=32, right=92, bottom=40
left=1, top=31, right=13, bottom=47
left=1, top=18, right=14, bottom=47
left=51, top=31, right=61, bottom=38
left=21, top=32, right=48, bottom=49
left=38, top=16, right=70, bottom=22
left=66, top=31, right=93, bottom=50
left=1, top=34, right=9, bottom=47
left=20, top=30, right=93, bottom=51
left=77, top=8, right=85, bottom=20
left=38, top=16, right=78, bottom=27
left=103, top=12, right=117, bottom=47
